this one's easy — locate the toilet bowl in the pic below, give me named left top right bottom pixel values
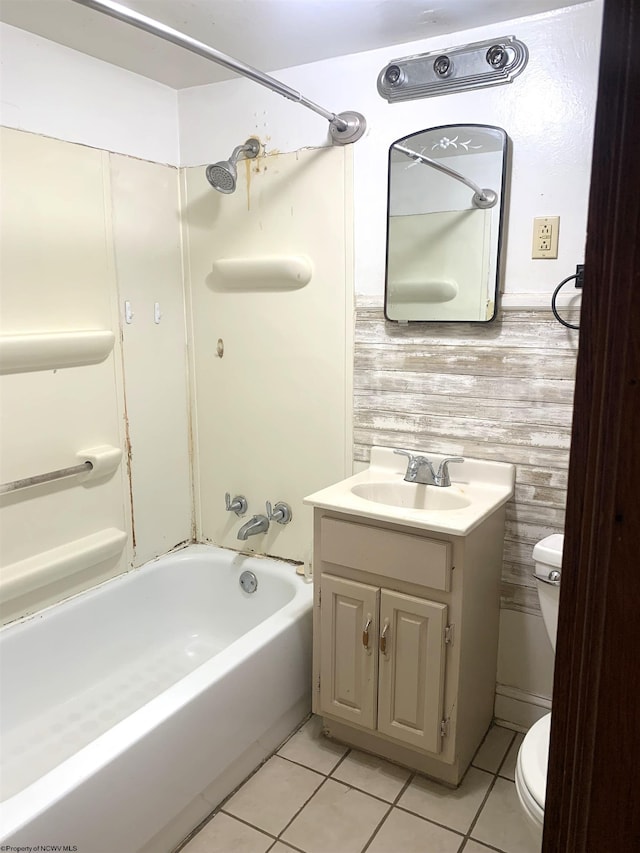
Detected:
left=514, top=534, right=563, bottom=835
left=516, top=712, right=551, bottom=830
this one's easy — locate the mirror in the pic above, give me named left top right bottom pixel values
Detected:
left=385, top=124, right=508, bottom=322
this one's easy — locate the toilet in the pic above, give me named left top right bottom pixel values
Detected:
left=514, top=533, right=563, bottom=836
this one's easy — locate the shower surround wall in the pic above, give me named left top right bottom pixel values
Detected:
left=0, top=129, right=129, bottom=624
left=109, top=153, right=192, bottom=565
left=0, top=138, right=351, bottom=625
left=0, top=126, right=192, bottom=624
left=182, top=146, right=353, bottom=566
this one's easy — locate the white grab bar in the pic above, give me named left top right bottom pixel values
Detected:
left=0, top=462, right=92, bottom=494
left=0, top=446, right=122, bottom=495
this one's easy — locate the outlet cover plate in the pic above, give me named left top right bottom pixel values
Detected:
left=532, top=216, right=560, bottom=259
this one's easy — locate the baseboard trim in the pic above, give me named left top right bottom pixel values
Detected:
left=494, top=684, right=552, bottom=731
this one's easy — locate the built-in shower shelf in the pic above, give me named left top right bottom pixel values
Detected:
left=0, top=330, right=115, bottom=373
left=0, top=528, right=128, bottom=606
left=211, top=255, right=313, bottom=290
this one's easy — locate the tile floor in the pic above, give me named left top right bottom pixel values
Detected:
left=177, top=716, right=539, bottom=853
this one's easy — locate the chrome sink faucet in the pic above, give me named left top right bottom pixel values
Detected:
left=397, top=452, right=437, bottom=485
left=394, top=450, right=464, bottom=487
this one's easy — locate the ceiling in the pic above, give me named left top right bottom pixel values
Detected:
left=0, top=0, right=586, bottom=89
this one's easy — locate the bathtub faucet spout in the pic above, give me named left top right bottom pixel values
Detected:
left=237, top=514, right=270, bottom=540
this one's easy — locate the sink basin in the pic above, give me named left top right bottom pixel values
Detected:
left=304, top=446, right=516, bottom=535
left=351, top=482, right=471, bottom=511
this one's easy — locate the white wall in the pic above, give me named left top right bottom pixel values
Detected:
left=0, top=22, right=179, bottom=165
left=179, top=1, right=602, bottom=300
left=495, top=609, right=556, bottom=729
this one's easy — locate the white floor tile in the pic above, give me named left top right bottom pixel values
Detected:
left=471, top=777, right=542, bottom=853
left=463, top=842, right=500, bottom=853
left=182, top=718, right=546, bottom=853
left=281, top=778, right=388, bottom=853
left=366, top=807, right=464, bottom=853
left=331, top=748, right=411, bottom=802
left=499, top=733, right=524, bottom=781
left=472, top=726, right=515, bottom=774
left=277, top=715, right=348, bottom=775
left=180, top=812, right=273, bottom=853
left=224, top=755, right=323, bottom=836
left=398, top=767, right=493, bottom=834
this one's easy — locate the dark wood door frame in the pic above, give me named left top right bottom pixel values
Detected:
left=543, top=0, right=640, bottom=850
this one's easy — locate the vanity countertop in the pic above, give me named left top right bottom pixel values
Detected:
left=304, top=446, right=515, bottom=535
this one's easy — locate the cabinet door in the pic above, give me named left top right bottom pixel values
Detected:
left=377, top=589, right=447, bottom=753
left=319, top=575, right=379, bottom=730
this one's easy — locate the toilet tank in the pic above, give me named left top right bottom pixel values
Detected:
left=533, top=534, right=563, bottom=651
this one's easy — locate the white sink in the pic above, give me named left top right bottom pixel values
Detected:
left=351, top=481, right=471, bottom=511
left=304, top=446, right=515, bottom=535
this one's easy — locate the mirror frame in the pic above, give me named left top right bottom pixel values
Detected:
left=384, top=124, right=510, bottom=324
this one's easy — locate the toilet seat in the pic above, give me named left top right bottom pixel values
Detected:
left=515, top=713, right=551, bottom=829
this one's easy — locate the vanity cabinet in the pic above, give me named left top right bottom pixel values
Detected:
left=311, top=508, right=506, bottom=786
left=320, top=575, right=447, bottom=754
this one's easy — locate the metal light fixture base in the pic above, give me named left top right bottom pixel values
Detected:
left=378, top=36, right=528, bottom=103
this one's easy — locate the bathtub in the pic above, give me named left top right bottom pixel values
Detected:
left=0, top=544, right=313, bottom=853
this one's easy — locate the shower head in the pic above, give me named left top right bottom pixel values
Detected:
left=206, top=138, right=260, bottom=193
left=206, top=161, right=238, bottom=194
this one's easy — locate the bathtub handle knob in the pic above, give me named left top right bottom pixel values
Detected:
left=225, top=492, right=248, bottom=516
left=362, top=615, right=372, bottom=651
left=266, top=501, right=292, bottom=524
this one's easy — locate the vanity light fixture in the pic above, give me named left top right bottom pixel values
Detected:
left=378, top=35, right=528, bottom=102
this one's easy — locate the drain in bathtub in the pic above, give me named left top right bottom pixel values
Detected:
left=239, top=570, right=258, bottom=593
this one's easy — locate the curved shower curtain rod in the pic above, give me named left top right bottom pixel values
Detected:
left=394, top=143, right=498, bottom=209
left=71, top=0, right=366, bottom=144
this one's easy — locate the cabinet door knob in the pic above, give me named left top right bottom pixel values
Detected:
left=380, top=619, right=390, bottom=655
left=362, top=615, right=372, bottom=650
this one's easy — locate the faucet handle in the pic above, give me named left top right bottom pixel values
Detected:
left=225, top=492, right=248, bottom=516
left=266, top=501, right=292, bottom=524
left=395, top=451, right=436, bottom=484
left=436, top=457, right=464, bottom=487
left=394, top=449, right=414, bottom=459
left=393, top=449, right=416, bottom=467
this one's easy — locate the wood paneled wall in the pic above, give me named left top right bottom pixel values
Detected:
left=354, top=297, right=579, bottom=615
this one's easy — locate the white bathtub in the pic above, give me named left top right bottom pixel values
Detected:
left=0, top=544, right=313, bottom=853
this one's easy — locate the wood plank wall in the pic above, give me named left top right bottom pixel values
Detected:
left=354, top=296, right=579, bottom=615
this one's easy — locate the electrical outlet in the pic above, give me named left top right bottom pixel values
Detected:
left=532, top=216, right=560, bottom=259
